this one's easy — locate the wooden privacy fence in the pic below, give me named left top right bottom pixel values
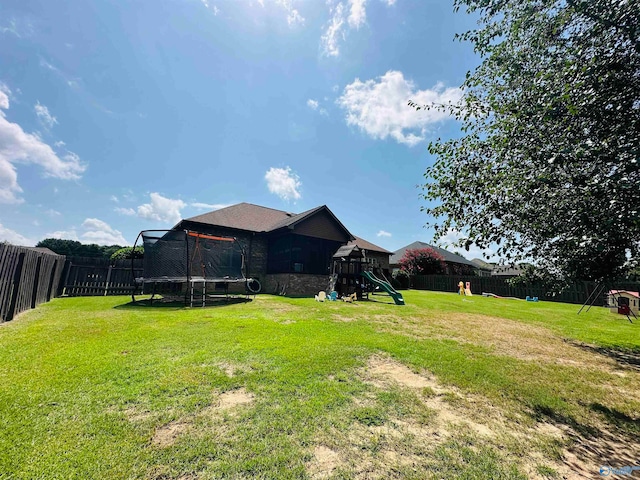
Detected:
left=0, top=244, right=66, bottom=323
left=62, top=257, right=143, bottom=296
left=410, top=274, right=640, bottom=305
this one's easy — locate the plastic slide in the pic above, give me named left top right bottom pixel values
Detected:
left=361, top=271, right=405, bottom=305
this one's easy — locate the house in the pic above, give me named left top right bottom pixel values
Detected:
left=471, top=258, right=526, bottom=278
left=174, top=203, right=391, bottom=296
left=390, top=241, right=476, bottom=275
left=347, top=236, right=392, bottom=272
left=470, top=258, right=493, bottom=277
left=607, top=290, right=639, bottom=315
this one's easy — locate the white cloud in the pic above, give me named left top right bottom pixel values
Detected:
left=213, top=5, right=220, bottom=15
left=201, top=0, right=209, bottom=7
left=0, top=223, right=34, bottom=246
left=0, top=87, right=9, bottom=109
left=190, top=202, right=229, bottom=210
left=321, top=2, right=345, bottom=57
left=46, top=230, right=79, bottom=241
left=0, top=89, right=85, bottom=203
left=337, top=70, right=462, bottom=146
left=382, top=0, right=396, bottom=5
left=265, top=166, right=301, bottom=201
left=114, top=207, right=136, bottom=216
left=45, top=209, right=61, bottom=217
left=110, top=195, right=119, bottom=202
left=307, top=99, right=328, bottom=116
left=348, top=0, right=367, bottom=29
left=376, top=230, right=392, bottom=237
left=81, top=218, right=127, bottom=245
left=34, top=102, right=58, bottom=129
left=136, top=192, right=186, bottom=224
left=276, top=0, right=305, bottom=27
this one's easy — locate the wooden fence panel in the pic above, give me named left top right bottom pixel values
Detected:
left=0, top=245, right=65, bottom=323
left=63, top=257, right=143, bottom=297
left=409, top=275, right=640, bottom=305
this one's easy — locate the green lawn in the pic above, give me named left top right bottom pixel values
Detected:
left=0, top=291, right=638, bottom=479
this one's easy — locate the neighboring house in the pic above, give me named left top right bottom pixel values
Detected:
left=390, top=241, right=476, bottom=275
left=490, top=264, right=525, bottom=278
left=174, top=203, right=390, bottom=296
left=471, top=258, right=528, bottom=278
left=470, top=258, right=493, bottom=277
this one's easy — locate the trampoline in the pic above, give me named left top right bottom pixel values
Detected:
left=132, top=229, right=261, bottom=306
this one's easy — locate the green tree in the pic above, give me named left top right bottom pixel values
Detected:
left=110, top=246, right=144, bottom=262
left=36, top=239, right=125, bottom=259
left=415, top=0, right=639, bottom=284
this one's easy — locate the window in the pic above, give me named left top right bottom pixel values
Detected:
left=267, top=234, right=342, bottom=274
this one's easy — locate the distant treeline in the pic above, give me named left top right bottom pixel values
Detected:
left=36, top=238, right=124, bottom=259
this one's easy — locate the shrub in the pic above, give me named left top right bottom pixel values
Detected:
left=394, top=271, right=410, bottom=290
left=398, top=248, right=446, bottom=275
left=110, top=246, right=144, bottom=262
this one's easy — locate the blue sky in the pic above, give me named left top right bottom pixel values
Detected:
left=0, top=0, right=487, bottom=257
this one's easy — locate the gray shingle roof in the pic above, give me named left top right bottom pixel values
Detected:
left=184, top=203, right=292, bottom=232
left=182, top=203, right=354, bottom=240
left=390, top=241, right=475, bottom=267
left=347, top=236, right=392, bottom=255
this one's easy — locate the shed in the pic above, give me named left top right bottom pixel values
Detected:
left=607, top=290, right=639, bottom=315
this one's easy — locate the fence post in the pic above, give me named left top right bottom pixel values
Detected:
left=7, top=253, right=25, bottom=321
left=104, top=265, right=113, bottom=296
left=30, top=256, right=43, bottom=308
left=62, top=260, right=72, bottom=296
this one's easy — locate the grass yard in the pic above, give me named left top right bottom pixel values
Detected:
left=0, top=291, right=638, bottom=479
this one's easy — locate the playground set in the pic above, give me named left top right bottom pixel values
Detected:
left=131, top=230, right=260, bottom=307
left=330, top=244, right=405, bottom=305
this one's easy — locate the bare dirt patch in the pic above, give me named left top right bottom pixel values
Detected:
left=200, top=388, right=255, bottom=418
left=364, top=355, right=498, bottom=439
left=152, top=420, right=189, bottom=448
left=307, top=445, right=341, bottom=479
left=358, top=355, right=587, bottom=479
left=217, top=388, right=254, bottom=409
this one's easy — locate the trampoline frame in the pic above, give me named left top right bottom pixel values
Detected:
left=131, top=229, right=261, bottom=306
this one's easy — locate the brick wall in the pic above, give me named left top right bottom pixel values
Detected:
left=263, top=273, right=330, bottom=297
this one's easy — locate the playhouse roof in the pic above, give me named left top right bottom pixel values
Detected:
left=608, top=290, right=640, bottom=298
left=333, top=244, right=363, bottom=258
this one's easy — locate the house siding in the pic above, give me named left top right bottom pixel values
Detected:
left=364, top=251, right=390, bottom=271
left=291, top=210, right=352, bottom=242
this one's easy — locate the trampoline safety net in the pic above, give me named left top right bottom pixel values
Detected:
left=140, top=230, right=245, bottom=281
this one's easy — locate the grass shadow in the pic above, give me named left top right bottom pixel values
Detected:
left=589, top=403, right=640, bottom=435
left=114, top=296, right=253, bottom=310
left=532, top=403, right=640, bottom=473
left=567, top=340, right=640, bottom=372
